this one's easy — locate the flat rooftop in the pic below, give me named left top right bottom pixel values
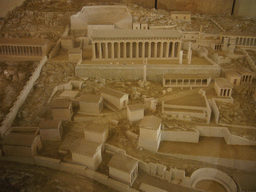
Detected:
left=159, top=137, right=256, bottom=161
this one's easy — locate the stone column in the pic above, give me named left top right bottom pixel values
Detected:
left=148, top=42, right=151, bottom=58
left=130, top=42, right=133, bottom=58
left=92, top=42, right=96, bottom=59
left=105, top=42, right=108, bottom=59
left=39, top=47, right=42, bottom=56
left=142, top=42, right=145, bottom=58
left=177, top=42, right=181, bottom=57
left=136, top=42, right=139, bottom=58
left=123, top=42, right=126, bottom=58
left=117, top=42, right=120, bottom=58
left=99, top=43, right=102, bottom=59
left=154, top=42, right=157, bottom=58
left=111, top=42, right=114, bottom=58
left=165, top=42, right=170, bottom=58
left=160, top=42, right=163, bottom=58
left=171, top=42, right=175, bottom=58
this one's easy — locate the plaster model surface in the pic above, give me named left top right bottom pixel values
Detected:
left=69, top=139, right=102, bottom=170
left=0, top=1, right=256, bottom=192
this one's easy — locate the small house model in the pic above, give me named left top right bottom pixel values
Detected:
left=225, top=71, right=242, bottom=85
left=214, top=78, right=233, bottom=97
left=39, top=120, right=63, bottom=140
left=239, top=67, right=254, bottom=84
left=108, top=152, right=138, bottom=186
left=1, top=132, right=42, bottom=157
left=84, top=123, right=109, bottom=143
left=51, top=99, right=73, bottom=121
left=127, top=103, right=144, bottom=122
left=101, top=87, right=129, bottom=110
left=171, top=11, right=191, bottom=21
left=79, top=94, right=103, bottom=114
left=139, top=115, right=162, bottom=152
left=69, top=139, right=102, bottom=170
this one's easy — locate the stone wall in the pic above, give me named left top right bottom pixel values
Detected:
left=75, top=64, right=221, bottom=82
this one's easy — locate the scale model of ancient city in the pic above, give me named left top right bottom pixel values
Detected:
left=0, top=0, right=256, bottom=191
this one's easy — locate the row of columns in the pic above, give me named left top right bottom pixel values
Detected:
left=241, top=75, right=253, bottom=83
left=235, top=37, right=256, bottom=46
left=164, top=78, right=209, bottom=86
left=220, top=88, right=231, bottom=97
left=92, top=41, right=181, bottom=60
left=0, top=45, right=43, bottom=56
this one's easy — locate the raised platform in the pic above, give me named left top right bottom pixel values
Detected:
left=76, top=59, right=221, bottom=82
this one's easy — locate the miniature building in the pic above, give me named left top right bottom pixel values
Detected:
left=0, top=38, right=53, bottom=58
left=108, top=152, right=138, bottom=186
left=132, top=22, right=140, bottom=30
left=171, top=11, right=191, bottom=21
left=79, top=94, right=103, bottom=114
left=84, top=123, right=109, bottom=143
left=101, top=87, right=129, bottom=110
left=1, top=132, right=42, bottom=157
left=127, top=103, right=144, bottom=122
left=225, top=71, right=242, bottom=85
left=71, top=5, right=132, bottom=31
left=51, top=99, right=73, bottom=121
left=70, top=139, right=102, bottom=170
left=163, top=74, right=211, bottom=88
left=141, top=23, right=148, bottom=30
left=220, top=34, right=256, bottom=48
left=39, top=120, right=63, bottom=140
left=91, top=29, right=182, bottom=60
left=162, top=89, right=211, bottom=123
left=239, top=67, right=254, bottom=84
left=214, top=78, right=233, bottom=97
left=60, top=36, right=74, bottom=49
left=139, top=115, right=162, bottom=152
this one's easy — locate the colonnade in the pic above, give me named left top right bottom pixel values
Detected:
left=0, top=45, right=43, bottom=56
left=235, top=37, right=256, bottom=47
left=163, top=76, right=211, bottom=87
left=241, top=75, right=253, bottom=83
left=92, top=40, right=181, bottom=60
left=220, top=88, right=231, bottom=97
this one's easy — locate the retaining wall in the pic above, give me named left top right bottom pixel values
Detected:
left=196, top=125, right=256, bottom=145
left=0, top=56, right=48, bottom=139
left=76, top=63, right=221, bottom=82
left=161, top=130, right=199, bottom=143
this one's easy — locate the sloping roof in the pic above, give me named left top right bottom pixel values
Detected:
left=70, top=139, right=102, bottom=157
left=101, top=87, right=128, bottom=99
left=139, top=115, right=162, bottom=130
left=1, top=133, right=39, bottom=147
left=79, top=94, right=102, bottom=103
left=0, top=38, right=51, bottom=45
left=84, top=123, right=108, bottom=133
left=215, top=78, right=233, bottom=88
left=51, top=99, right=71, bottom=109
left=108, top=153, right=138, bottom=173
left=39, top=120, right=61, bottom=129
left=128, top=103, right=144, bottom=111
left=92, top=29, right=183, bottom=39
